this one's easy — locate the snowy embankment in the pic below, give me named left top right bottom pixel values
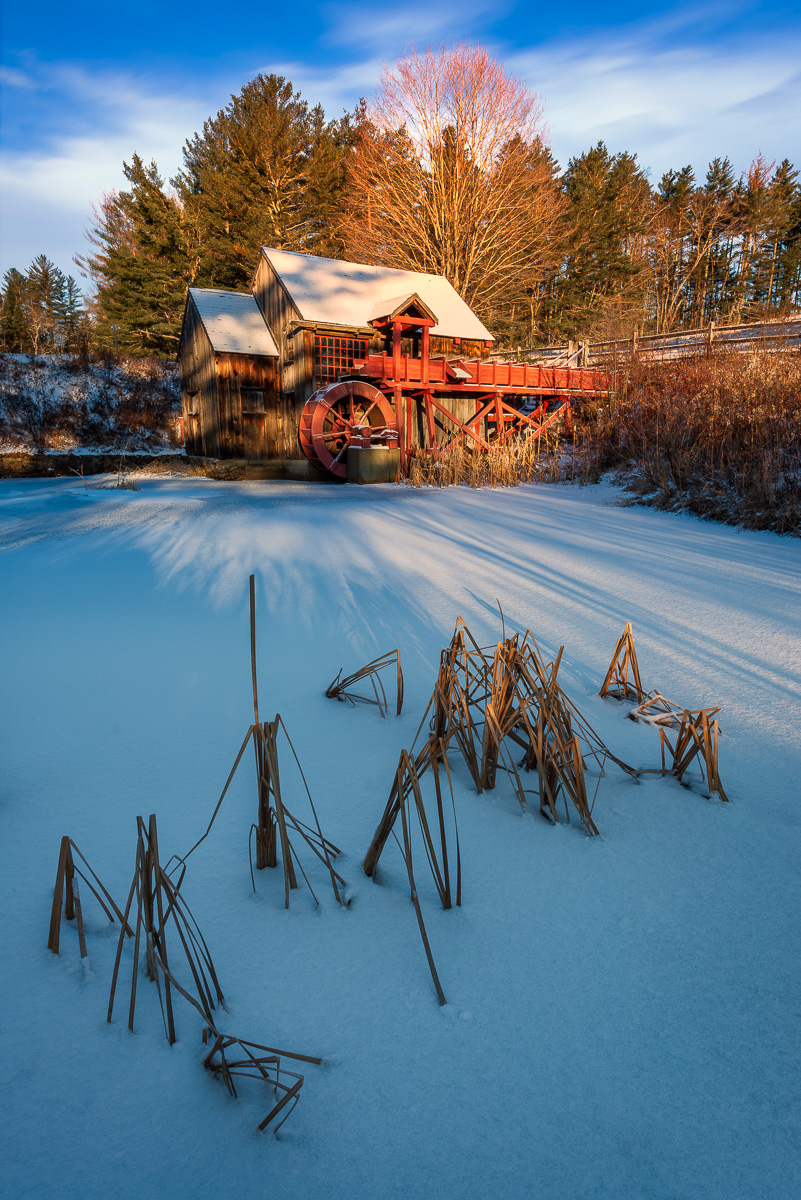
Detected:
left=1, top=477, right=799, bottom=1200
left=0, top=353, right=181, bottom=457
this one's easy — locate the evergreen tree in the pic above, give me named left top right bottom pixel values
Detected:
left=174, top=74, right=357, bottom=289
left=83, top=156, right=192, bottom=356
left=0, top=268, right=32, bottom=352
left=546, top=142, right=651, bottom=339
left=695, top=157, right=738, bottom=323
left=24, top=255, right=69, bottom=353
left=764, top=159, right=801, bottom=313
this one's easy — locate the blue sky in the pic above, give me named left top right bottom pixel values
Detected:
left=1, top=1, right=800, bottom=287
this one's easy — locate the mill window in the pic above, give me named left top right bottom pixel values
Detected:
left=241, top=387, right=266, bottom=413
left=314, top=336, right=367, bottom=383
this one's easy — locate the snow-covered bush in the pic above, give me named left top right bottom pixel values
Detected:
left=0, top=353, right=181, bottom=453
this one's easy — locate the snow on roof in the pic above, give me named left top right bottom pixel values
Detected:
left=261, top=249, right=494, bottom=342
left=367, top=293, right=438, bottom=324
left=189, top=288, right=278, bottom=356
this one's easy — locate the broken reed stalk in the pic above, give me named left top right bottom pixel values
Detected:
left=396, top=760, right=448, bottom=1007
left=620, top=650, right=728, bottom=801
left=363, top=741, right=458, bottom=1006
left=426, top=618, right=637, bottom=836
left=48, top=835, right=133, bottom=957
left=364, top=744, right=460, bottom=909
left=659, top=708, right=729, bottom=801
left=248, top=715, right=347, bottom=906
left=172, top=575, right=345, bottom=908
left=599, top=622, right=646, bottom=702
left=325, top=649, right=404, bottom=717
left=202, top=1031, right=322, bottom=1133
left=48, top=817, right=320, bottom=1133
left=107, top=813, right=225, bottom=1043
left=629, top=693, right=721, bottom=729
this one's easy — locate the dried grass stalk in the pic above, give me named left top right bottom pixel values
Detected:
left=659, top=709, right=728, bottom=801
left=326, top=650, right=404, bottom=717
left=600, top=622, right=646, bottom=702
left=202, top=1030, right=322, bottom=1133
left=176, top=575, right=346, bottom=907
left=48, top=835, right=133, bottom=958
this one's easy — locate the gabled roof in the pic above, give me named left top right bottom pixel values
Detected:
left=261, top=249, right=493, bottom=342
left=367, top=293, right=438, bottom=325
left=189, top=288, right=279, bottom=356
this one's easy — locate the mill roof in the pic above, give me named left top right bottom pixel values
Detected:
left=189, top=288, right=279, bottom=356
left=261, top=249, right=494, bottom=342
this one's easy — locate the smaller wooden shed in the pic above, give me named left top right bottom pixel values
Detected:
left=179, top=288, right=282, bottom=459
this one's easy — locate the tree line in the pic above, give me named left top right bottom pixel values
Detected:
left=3, top=47, right=799, bottom=359
left=1, top=256, right=86, bottom=355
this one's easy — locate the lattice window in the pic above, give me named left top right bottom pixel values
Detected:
left=314, top=336, right=367, bottom=383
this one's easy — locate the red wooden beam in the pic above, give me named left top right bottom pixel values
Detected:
left=430, top=395, right=495, bottom=455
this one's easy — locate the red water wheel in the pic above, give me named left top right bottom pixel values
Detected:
left=298, top=381, right=397, bottom=479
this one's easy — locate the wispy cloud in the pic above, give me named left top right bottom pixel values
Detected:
left=0, top=63, right=223, bottom=278
left=320, top=0, right=505, bottom=54
left=2, top=6, right=799, bottom=283
left=0, top=65, right=37, bottom=89
left=509, top=16, right=801, bottom=176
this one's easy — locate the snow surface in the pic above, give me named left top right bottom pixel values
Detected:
left=1, top=476, right=799, bottom=1200
left=263, top=248, right=494, bottom=342
left=188, top=289, right=279, bottom=357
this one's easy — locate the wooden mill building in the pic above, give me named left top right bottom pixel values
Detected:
left=178, top=248, right=494, bottom=475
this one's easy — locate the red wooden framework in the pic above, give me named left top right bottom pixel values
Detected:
left=353, top=310, right=606, bottom=468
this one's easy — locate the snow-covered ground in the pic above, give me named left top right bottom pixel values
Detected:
left=1, top=476, right=799, bottom=1200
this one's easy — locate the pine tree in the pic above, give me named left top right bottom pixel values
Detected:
left=697, top=157, right=738, bottom=323
left=547, top=142, right=651, bottom=339
left=24, top=255, right=69, bottom=353
left=83, top=156, right=192, bottom=356
left=764, top=159, right=801, bottom=313
left=0, top=268, right=32, bottom=352
left=174, top=74, right=357, bottom=289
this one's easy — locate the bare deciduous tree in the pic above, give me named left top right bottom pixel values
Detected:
left=341, top=44, right=566, bottom=327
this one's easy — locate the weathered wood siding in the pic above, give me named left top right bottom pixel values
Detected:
left=178, top=297, right=219, bottom=456
left=251, top=252, right=315, bottom=457
left=431, top=336, right=492, bottom=360
left=214, top=353, right=280, bottom=459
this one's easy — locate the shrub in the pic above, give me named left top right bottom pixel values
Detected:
left=571, top=349, right=801, bottom=534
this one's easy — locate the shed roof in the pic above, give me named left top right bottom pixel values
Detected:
left=189, top=288, right=279, bottom=356
left=261, top=249, right=493, bottom=342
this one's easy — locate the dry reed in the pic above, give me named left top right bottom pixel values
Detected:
left=404, top=429, right=564, bottom=489
left=572, top=348, right=801, bottom=534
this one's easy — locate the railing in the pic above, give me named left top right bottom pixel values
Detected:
left=353, top=354, right=608, bottom=395
left=525, top=316, right=801, bottom=367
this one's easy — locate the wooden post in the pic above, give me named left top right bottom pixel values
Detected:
left=392, top=320, right=402, bottom=382
left=424, top=394, right=437, bottom=459
left=494, top=395, right=503, bottom=444
left=421, top=325, right=429, bottom=385
left=394, top=386, right=405, bottom=469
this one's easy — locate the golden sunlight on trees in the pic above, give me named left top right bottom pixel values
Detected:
left=341, top=44, right=566, bottom=330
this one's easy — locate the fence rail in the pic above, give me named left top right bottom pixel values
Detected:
left=511, top=316, right=801, bottom=367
